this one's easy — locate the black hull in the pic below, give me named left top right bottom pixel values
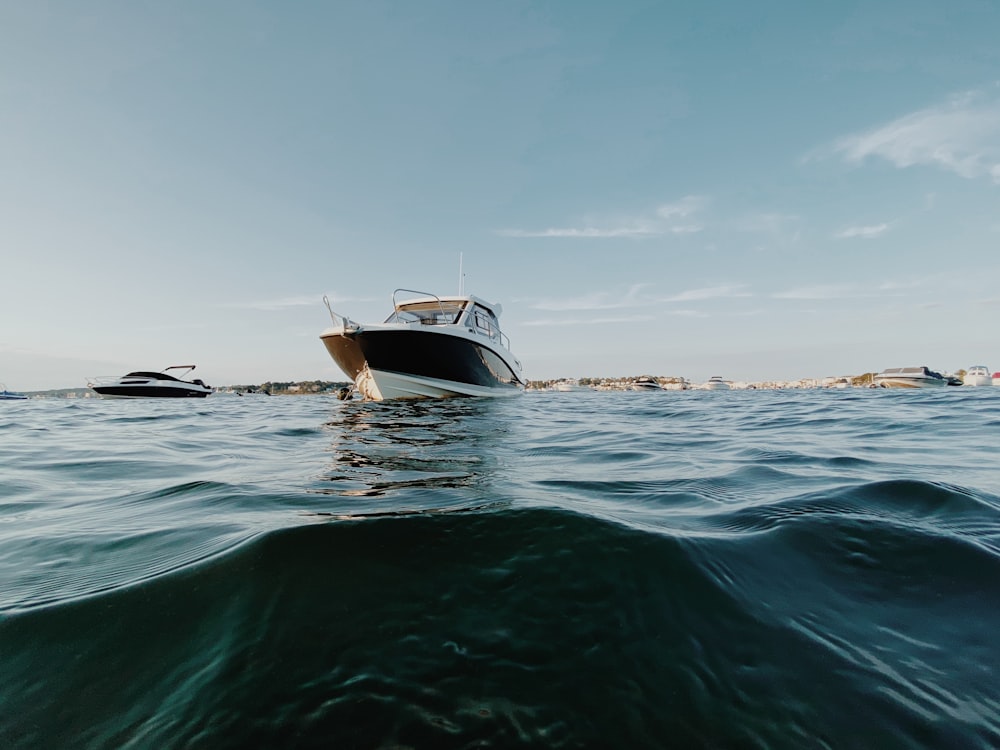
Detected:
left=93, top=386, right=210, bottom=398
left=321, top=329, right=522, bottom=392
left=360, top=330, right=521, bottom=390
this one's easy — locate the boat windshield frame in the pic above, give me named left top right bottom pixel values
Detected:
left=386, top=300, right=467, bottom=326
left=384, top=288, right=515, bottom=354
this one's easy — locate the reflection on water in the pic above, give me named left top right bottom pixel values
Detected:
left=314, top=398, right=517, bottom=513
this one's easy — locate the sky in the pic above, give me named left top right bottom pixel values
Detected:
left=3, top=1, right=1000, bottom=390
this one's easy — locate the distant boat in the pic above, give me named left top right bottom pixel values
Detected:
left=994, top=371, right=1000, bottom=387
left=87, top=366, right=212, bottom=398
left=320, top=289, right=525, bottom=401
left=873, top=366, right=948, bottom=389
left=702, top=376, right=730, bottom=391
left=963, top=366, right=992, bottom=387
left=661, top=380, right=689, bottom=391
left=0, top=384, right=28, bottom=401
left=631, top=376, right=663, bottom=391
left=553, top=379, right=588, bottom=392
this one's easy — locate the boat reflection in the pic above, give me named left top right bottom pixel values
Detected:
left=311, top=398, right=515, bottom=517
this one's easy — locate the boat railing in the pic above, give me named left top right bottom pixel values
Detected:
left=472, top=314, right=512, bottom=352
left=391, top=288, right=447, bottom=317
left=389, top=288, right=516, bottom=357
left=323, top=295, right=357, bottom=329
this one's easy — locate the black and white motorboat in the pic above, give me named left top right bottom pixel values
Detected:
left=87, top=366, right=212, bottom=398
left=0, top=384, right=28, bottom=401
left=320, top=289, right=525, bottom=401
left=631, top=376, right=663, bottom=391
left=872, top=366, right=948, bottom=389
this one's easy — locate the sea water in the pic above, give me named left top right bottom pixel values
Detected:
left=1, top=388, right=998, bottom=749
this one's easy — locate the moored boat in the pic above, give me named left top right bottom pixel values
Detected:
left=0, top=384, right=28, bottom=401
left=320, top=289, right=525, bottom=401
left=872, top=366, right=948, bottom=389
left=631, top=376, right=663, bottom=391
left=702, top=375, right=730, bottom=391
left=87, top=366, right=212, bottom=398
left=963, top=366, right=992, bottom=387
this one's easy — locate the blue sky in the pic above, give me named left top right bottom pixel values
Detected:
left=3, top=1, right=999, bottom=390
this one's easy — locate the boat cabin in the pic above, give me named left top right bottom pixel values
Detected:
left=387, top=292, right=509, bottom=348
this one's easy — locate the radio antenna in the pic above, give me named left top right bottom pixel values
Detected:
left=458, top=252, right=465, bottom=295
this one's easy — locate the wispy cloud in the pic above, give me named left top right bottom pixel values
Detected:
left=771, top=284, right=860, bottom=300
left=222, top=294, right=374, bottom=311
left=532, top=284, right=652, bottom=311
left=498, top=196, right=709, bottom=239
left=824, top=88, right=1000, bottom=182
left=523, top=314, right=656, bottom=327
left=221, top=295, right=321, bottom=311
left=835, top=223, right=889, bottom=239
left=533, top=282, right=751, bottom=312
left=662, top=284, right=751, bottom=302
left=499, top=226, right=658, bottom=238
left=877, top=279, right=923, bottom=292
left=773, top=278, right=924, bottom=300
left=738, top=212, right=802, bottom=244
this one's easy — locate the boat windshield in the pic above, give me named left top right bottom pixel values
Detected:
left=387, top=300, right=466, bottom=325
left=124, top=371, right=182, bottom=381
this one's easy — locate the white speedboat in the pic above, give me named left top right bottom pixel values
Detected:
left=87, top=366, right=212, bottom=398
left=554, top=379, right=588, bottom=392
left=631, top=376, right=663, bottom=391
left=872, top=366, right=948, bottom=389
left=320, top=289, right=525, bottom=401
left=0, top=384, right=28, bottom=401
left=963, top=366, right=992, bottom=387
left=702, top=376, right=730, bottom=391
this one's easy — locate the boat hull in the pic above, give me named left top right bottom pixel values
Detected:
left=321, top=327, right=523, bottom=401
left=964, top=375, right=992, bottom=387
left=873, top=378, right=947, bottom=389
left=964, top=368, right=992, bottom=387
left=92, top=386, right=211, bottom=398
left=873, top=367, right=949, bottom=389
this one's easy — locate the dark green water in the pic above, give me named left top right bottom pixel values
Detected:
left=2, top=389, right=999, bottom=748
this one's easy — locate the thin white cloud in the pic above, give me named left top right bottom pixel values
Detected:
left=656, top=195, right=708, bottom=219
left=523, top=314, right=655, bottom=327
left=773, top=278, right=924, bottom=300
left=667, top=309, right=710, bottom=318
left=221, top=296, right=320, bottom=311
left=877, top=279, right=923, bottom=292
left=738, top=212, right=802, bottom=244
left=534, top=282, right=750, bottom=312
left=499, top=196, right=709, bottom=239
left=772, top=284, right=860, bottom=300
left=827, top=89, right=1000, bottom=182
left=222, top=294, right=374, bottom=311
left=532, top=284, right=652, bottom=311
left=662, top=284, right=751, bottom=302
left=835, top=223, right=889, bottom=239
left=499, top=226, right=658, bottom=238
